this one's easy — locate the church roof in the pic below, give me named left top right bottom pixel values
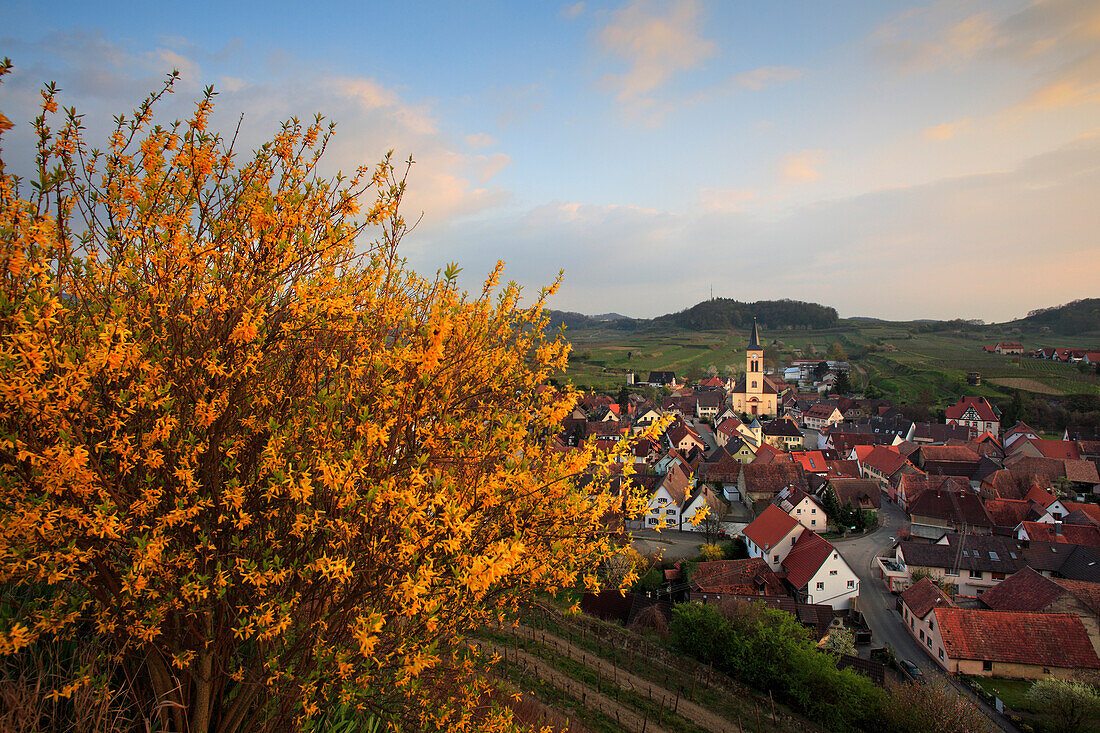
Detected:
left=748, top=318, right=761, bottom=350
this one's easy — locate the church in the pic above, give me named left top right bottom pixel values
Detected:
left=730, top=319, right=780, bottom=417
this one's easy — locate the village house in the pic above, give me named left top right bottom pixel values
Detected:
left=995, top=342, right=1024, bottom=355
left=666, top=420, right=705, bottom=455
left=782, top=530, right=860, bottom=610
left=680, top=484, right=728, bottom=533
left=695, top=450, right=744, bottom=503
left=743, top=504, right=804, bottom=572
left=761, top=418, right=804, bottom=451
left=899, top=578, right=956, bottom=659
left=773, top=485, right=827, bottom=531
left=907, top=489, right=994, bottom=538
left=694, top=391, right=723, bottom=421
left=944, top=396, right=1000, bottom=438
left=925, top=607, right=1100, bottom=679
left=857, top=445, right=920, bottom=493
left=803, top=403, right=844, bottom=431
left=646, top=370, right=678, bottom=387
left=643, top=463, right=691, bottom=529
left=827, top=477, right=881, bottom=512
left=979, top=567, right=1100, bottom=654
left=739, top=463, right=810, bottom=505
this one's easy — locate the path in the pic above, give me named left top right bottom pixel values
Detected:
left=514, top=624, right=736, bottom=733
left=478, top=638, right=666, bottom=733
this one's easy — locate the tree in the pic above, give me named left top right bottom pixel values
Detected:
left=0, top=71, right=650, bottom=731
left=835, top=370, right=852, bottom=395
left=617, top=384, right=630, bottom=416
left=882, top=681, right=990, bottom=733
left=827, top=342, right=848, bottom=362
left=823, top=627, right=856, bottom=658
left=1026, top=677, right=1100, bottom=733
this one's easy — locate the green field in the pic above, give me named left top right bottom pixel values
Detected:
left=559, top=320, right=1100, bottom=406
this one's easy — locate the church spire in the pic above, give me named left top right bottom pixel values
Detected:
left=748, top=317, right=761, bottom=350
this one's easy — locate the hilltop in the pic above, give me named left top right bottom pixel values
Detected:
left=1004, top=298, right=1100, bottom=336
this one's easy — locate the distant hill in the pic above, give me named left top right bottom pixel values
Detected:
left=651, top=298, right=839, bottom=331
left=545, top=310, right=639, bottom=331
left=1004, top=299, right=1100, bottom=335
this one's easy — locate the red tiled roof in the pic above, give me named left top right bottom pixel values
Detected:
left=743, top=504, right=801, bottom=552
left=741, top=463, right=808, bottom=495
left=1021, top=521, right=1100, bottom=547
left=690, top=558, right=785, bottom=595
left=909, top=489, right=994, bottom=528
left=826, top=459, right=862, bottom=478
left=980, top=567, right=1066, bottom=612
left=1026, top=439, right=1081, bottom=460
left=805, top=404, right=840, bottom=420
left=900, top=577, right=955, bottom=619
left=829, top=477, right=882, bottom=509
left=790, top=451, right=832, bottom=473
left=782, top=531, right=836, bottom=590
left=860, top=446, right=909, bottom=476
left=935, top=607, right=1100, bottom=669
left=983, top=498, right=1038, bottom=528
left=1065, top=460, right=1100, bottom=484
left=1064, top=502, right=1100, bottom=524
left=919, top=445, right=981, bottom=462
left=945, top=396, right=999, bottom=422
left=1053, top=577, right=1100, bottom=617
left=900, top=474, right=967, bottom=505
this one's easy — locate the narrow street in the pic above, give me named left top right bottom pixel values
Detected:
left=834, top=500, right=1018, bottom=732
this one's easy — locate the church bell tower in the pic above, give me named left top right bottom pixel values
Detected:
left=747, top=318, right=763, bottom=398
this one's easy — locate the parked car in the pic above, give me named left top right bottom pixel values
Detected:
left=900, top=659, right=924, bottom=683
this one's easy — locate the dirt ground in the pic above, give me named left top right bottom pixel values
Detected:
left=988, top=377, right=1065, bottom=394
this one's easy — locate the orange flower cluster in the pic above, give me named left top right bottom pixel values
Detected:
left=0, top=63, right=651, bottom=732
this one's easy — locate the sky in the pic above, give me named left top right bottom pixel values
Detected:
left=2, top=0, right=1099, bottom=321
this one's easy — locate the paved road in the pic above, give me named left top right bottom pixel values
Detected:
left=835, top=500, right=1018, bottom=732
left=631, top=528, right=711, bottom=561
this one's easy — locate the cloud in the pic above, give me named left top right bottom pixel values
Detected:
left=780, top=150, right=826, bottom=183
left=698, top=188, right=757, bottom=212
left=871, top=7, right=1000, bottom=72
left=438, top=136, right=1100, bottom=321
left=474, top=152, right=511, bottom=182
left=728, top=66, right=802, bottom=91
left=1, top=31, right=510, bottom=244
left=597, top=0, right=716, bottom=113
left=923, top=118, right=969, bottom=140
left=561, top=2, right=586, bottom=20
left=464, top=132, right=496, bottom=149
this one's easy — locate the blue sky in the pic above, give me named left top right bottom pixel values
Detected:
left=3, top=0, right=1098, bottom=320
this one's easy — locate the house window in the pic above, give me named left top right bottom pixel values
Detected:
left=982, top=661, right=993, bottom=672
left=927, top=637, right=932, bottom=648
left=665, top=509, right=675, bottom=515
left=773, top=555, right=779, bottom=563
left=992, top=572, right=1005, bottom=580
left=811, top=508, right=816, bottom=513
left=812, top=520, right=817, bottom=526
left=830, top=570, right=838, bottom=576
left=971, top=571, right=983, bottom=579
left=847, top=580, right=855, bottom=588
left=929, top=620, right=934, bottom=631
left=939, top=649, right=944, bottom=661
left=919, top=630, right=925, bottom=642
left=816, top=582, right=824, bottom=590
left=945, top=568, right=958, bottom=576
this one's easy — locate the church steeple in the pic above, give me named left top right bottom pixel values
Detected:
left=748, top=317, right=761, bottom=350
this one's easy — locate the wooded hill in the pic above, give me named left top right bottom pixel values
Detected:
left=546, top=298, right=839, bottom=333
left=548, top=298, right=1099, bottom=337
